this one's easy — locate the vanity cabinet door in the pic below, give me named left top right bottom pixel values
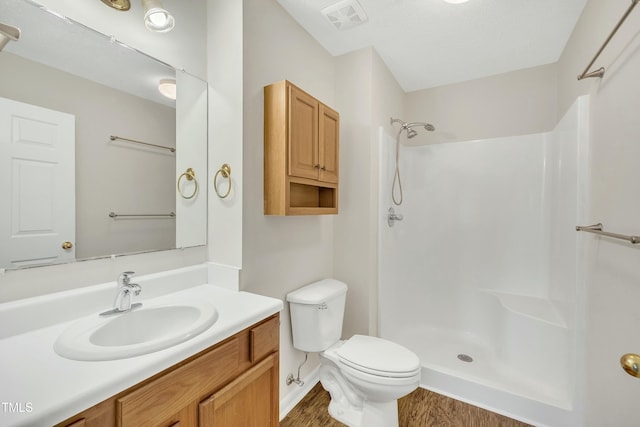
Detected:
left=198, top=352, right=279, bottom=427
left=117, top=338, right=240, bottom=427
left=63, top=420, right=86, bottom=427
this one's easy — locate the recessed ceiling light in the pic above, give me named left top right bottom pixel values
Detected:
left=443, top=0, right=470, bottom=4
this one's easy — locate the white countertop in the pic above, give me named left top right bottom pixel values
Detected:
left=0, top=283, right=283, bottom=427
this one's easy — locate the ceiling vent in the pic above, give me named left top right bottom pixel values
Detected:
left=321, top=0, right=368, bottom=31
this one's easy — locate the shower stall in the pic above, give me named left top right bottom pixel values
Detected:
left=378, top=97, right=588, bottom=426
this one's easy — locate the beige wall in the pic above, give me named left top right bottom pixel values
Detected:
left=557, top=1, right=640, bottom=425
left=405, top=63, right=558, bottom=143
left=333, top=47, right=407, bottom=339
left=240, top=0, right=336, bottom=402
left=333, top=48, right=375, bottom=340
left=239, top=0, right=408, bottom=407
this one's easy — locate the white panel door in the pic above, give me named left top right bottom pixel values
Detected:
left=0, top=97, right=75, bottom=268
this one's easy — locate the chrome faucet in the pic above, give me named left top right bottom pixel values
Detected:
left=100, top=271, right=142, bottom=317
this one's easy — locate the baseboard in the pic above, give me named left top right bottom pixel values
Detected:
left=279, top=366, right=320, bottom=421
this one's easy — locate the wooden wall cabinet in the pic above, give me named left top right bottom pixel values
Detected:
left=264, top=80, right=340, bottom=215
left=56, top=314, right=280, bottom=427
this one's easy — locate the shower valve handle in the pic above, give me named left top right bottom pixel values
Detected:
left=387, top=207, right=403, bottom=227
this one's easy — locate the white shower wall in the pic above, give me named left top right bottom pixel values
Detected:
left=378, top=96, right=587, bottom=425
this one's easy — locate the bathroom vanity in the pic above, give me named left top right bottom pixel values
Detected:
left=56, top=314, right=279, bottom=427
left=0, top=266, right=283, bottom=427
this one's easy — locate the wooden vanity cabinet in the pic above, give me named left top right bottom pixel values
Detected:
left=56, top=314, right=280, bottom=427
left=264, top=80, right=340, bottom=215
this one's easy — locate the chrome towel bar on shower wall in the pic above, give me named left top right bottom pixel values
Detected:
left=576, top=223, right=640, bottom=244
left=577, top=0, right=639, bottom=80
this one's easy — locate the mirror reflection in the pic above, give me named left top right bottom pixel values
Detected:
left=0, top=0, right=207, bottom=269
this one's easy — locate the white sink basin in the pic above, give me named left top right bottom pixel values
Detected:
left=54, top=301, right=218, bottom=361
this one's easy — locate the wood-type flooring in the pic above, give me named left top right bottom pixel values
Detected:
left=280, top=383, right=532, bottom=427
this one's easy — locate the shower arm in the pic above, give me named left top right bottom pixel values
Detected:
left=390, top=117, right=435, bottom=132
left=0, top=22, right=20, bottom=52
left=0, top=22, right=20, bottom=41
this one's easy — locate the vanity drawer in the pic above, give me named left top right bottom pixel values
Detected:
left=250, top=315, right=279, bottom=362
left=117, top=337, right=240, bottom=427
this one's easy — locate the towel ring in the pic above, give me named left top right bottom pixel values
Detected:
left=214, top=164, right=232, bottom=199
left=177, top=167, right=198, bottom=199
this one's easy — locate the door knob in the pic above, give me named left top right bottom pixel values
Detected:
left=61, top=241, right=73, bottom=250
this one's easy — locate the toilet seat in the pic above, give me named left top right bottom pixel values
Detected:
left=335, top=335, right=421, bottom=379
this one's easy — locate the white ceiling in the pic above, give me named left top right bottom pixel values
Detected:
left=276, top=0, right=588, bottom=92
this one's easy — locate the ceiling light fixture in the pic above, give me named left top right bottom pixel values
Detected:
left=158, top=78, right=176, bottom=100
left=142, top=0, right=175, bottom=32
left=99, top=0, right=131, bottom=11
left=443, top=0, right=470, bottom=3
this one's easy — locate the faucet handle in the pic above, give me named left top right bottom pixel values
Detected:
left=130, top=283, right=142, bottom=296
left=118, top=271, right=135, bottom=286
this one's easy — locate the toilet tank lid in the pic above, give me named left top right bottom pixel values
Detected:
left=286, top=279, right=347, bottom=304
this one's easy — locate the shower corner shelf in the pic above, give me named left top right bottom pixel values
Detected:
left=263, top=80, right=340, bottom=216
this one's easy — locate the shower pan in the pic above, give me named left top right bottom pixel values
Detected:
left=378, top=97, right=589, bottom=426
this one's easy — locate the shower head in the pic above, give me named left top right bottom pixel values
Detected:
left=406, top=121, right=435, bottom=132
left=390, top=118, right=436, bottom=137
left=0, top=22, right=20, bottom=52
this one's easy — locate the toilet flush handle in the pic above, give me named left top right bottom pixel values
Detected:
left=318, top=302, right=328, bottom=310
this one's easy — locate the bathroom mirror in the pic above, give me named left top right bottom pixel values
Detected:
left=0, top=0, right=207, bottom=269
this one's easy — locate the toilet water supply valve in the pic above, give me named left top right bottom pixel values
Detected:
left=287, top=352, right=308, bottom=387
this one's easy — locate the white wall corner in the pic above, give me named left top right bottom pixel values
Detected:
left=207, top=262, right=240, bottom=291
left=279, top=365, right=320, bottom=421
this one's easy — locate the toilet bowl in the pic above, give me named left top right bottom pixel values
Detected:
left=286, top=279, right=421, bottom=427
left=320, top=336, right=421, bottom=427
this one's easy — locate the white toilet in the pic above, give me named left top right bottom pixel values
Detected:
left=286, top=279, right=421, bottom=427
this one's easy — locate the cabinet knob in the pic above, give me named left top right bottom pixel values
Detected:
left=320, top=166, right=326, bottom=171
left=62, top=241, right=73, bottom=250
left=314, top=164, right=320, bottom=169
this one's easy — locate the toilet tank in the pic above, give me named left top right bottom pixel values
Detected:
left=286, top=279, right=348, bottom=352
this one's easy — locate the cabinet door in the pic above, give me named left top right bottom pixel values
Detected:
left=318, top=104, right=339, bottom=184
left=118, top=338, right=240, bottom=427
left=288, top=85, right=319, bottom=180
left=199, top=353, right=278, bottom=427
